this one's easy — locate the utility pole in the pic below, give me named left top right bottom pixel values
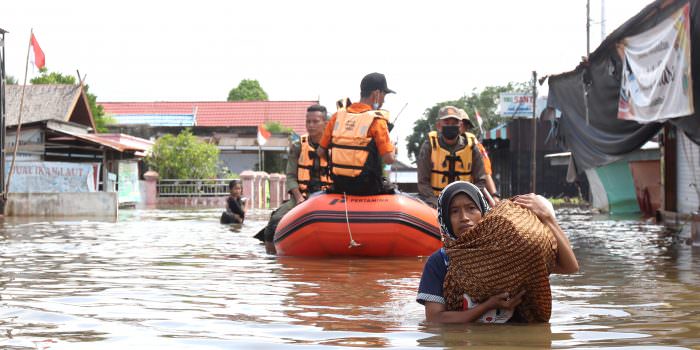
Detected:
left=601, top=0, right=606, bottom=41
left=0, top=28, right=6, bottom=205
left=586, top=0, right=591, bottom=56
left=530, top=71, right=537, bottom=193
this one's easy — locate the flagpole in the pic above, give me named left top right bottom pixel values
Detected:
left=0, top=28, right=7, bottom=203
left=258, top=145, right=262, bottom=171
left=5, top=29, right=33, bottom=197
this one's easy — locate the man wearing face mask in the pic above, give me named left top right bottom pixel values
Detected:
left=416, top=106, right=486, bottom=207
left=318, top=72, right=396, bottom=196
left=458, top=108, right=500, bottom=201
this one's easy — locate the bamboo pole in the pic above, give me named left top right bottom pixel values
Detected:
left=5, top=29, right=33, bottom=197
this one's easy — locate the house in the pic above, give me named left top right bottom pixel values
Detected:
left=480, top=118, right=587, bottom=199
left=546, top=0, right=700, bottom=224
left=544, top=142, right=660, bottom=215
left=100, top=100, right=318, bottom=174
left=387, top=159, right=418, bottom=193
left=2, top=84, right=153, bottom=216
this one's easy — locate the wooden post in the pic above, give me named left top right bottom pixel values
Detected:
left=530, top=71, right=537, bottom=193
left=102, top=150, right=109, bottom=191
left=586, top=0, right=591, bottom=56
left=5, top=29, right=34, bottom=197
left=662, top=124, right=677, bottom=212
left=0, top=29, right=7, bottom=202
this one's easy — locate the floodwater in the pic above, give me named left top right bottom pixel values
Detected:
left=0, top=207, right=698, bottom=349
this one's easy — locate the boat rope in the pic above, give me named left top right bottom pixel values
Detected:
left=343, top=192, right=361, bottom=248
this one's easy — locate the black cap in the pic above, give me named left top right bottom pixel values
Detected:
left=360, top=72, right=395, bottom=95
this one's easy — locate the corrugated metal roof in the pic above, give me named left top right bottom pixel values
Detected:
left=111, top=114, right=196, bottom=127
left=484, top=123, right=509, bottom=140
left=51, top=127, right=154, bottom=153
left=217, top=135, right=289, bottom=148
left=99, top=101, right=318, bottom=135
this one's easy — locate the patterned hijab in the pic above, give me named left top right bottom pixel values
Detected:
left=437, top=181, right=490, bottom=240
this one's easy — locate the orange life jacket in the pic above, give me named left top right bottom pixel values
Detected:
left=297, top=135, right=332, bottom=197
left=476, top=142, right=492, bottom=176
left=463, top=131, right=492, bottom=175
left=329, top=108, right=389, bottom=178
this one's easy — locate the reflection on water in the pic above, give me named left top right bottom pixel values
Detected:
left=0, top=207, right=698, bottom=349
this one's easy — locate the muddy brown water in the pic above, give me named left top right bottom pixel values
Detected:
left=0, top=207, right=698, bottom=349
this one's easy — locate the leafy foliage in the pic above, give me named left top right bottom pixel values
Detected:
left=227, top=79, right=268, bottom=101
left=146, top=129, right=220, bottom=179
left=405, top=82, right=530, bottom=161
left=29, top=67, right=114, bottom=132
left=262, top=151, right=287, bottom=174
left=260, top=121, right=293, bottom=173
left=30, top=68, right=76, bottom=84
left=264, top=121, right=293, bottom=134
left=5, top=76, right=18, bottom=85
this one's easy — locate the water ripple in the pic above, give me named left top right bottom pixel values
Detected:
left=0, top=207, right=697, bottom=349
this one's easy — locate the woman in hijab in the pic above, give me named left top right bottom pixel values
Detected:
left=415, top=181, right=578, bottom=323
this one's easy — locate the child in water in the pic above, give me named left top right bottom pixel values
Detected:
left=221, top=180, right=245, bottom=224
left=416, top=181, right=578, bottom=323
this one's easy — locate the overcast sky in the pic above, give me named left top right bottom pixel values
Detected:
left=2, top=0, right=651, bottom=162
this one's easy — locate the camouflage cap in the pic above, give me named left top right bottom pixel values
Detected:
left=458, top=108, right=474, bottom=127
left=438, top=106, right=461, bottom=120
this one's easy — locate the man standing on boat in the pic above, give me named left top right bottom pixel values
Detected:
left=416, top=106, right=487, bottom=207
left=317, top=72, right=396, bottom=196
left=260, top=104, right=332, bottom=254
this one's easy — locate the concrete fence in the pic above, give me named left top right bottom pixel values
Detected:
left=240, top=170, right=288, bottom=210
left=4, top=192, right=118, bottom=218
left=146, top=170, right=288, bottom=209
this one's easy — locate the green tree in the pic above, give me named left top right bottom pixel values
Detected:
left=30, top=67, right=114, bottom=132
left=227, top=79, right=268, bottom=101
left=264, top=120, right=293, bottom=134
left=259, top=121, right=294, bottom=173
left=146, top=129, right=220, bottom=179
left=405, top=82, right=529, bottom=161
left=5, top=75, right=18, bottom=85
left=30, top=68, right=76, bottom=84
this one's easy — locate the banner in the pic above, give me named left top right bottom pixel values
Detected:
left=4, top=161, right=99, bottom=193
left=618, top=4, right=694, bottom=123
left=498, top=93, right=548, bottom=119
left=117, top=161, right=141, bottom=204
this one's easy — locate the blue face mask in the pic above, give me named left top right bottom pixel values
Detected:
left=372, top=93, right=382, bottom=110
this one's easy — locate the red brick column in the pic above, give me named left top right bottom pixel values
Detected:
left=143, top=170, right=159, bottom=206
left=258, top=171, right=270, bottom=209
left=240, top=170, right=255, bottom=211
left=269, top=173, right=282, bottom=208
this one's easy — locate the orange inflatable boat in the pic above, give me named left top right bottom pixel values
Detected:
left=273, top=192, right=442, bottom=257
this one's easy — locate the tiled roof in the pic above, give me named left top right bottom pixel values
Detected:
left=99, top=101, right=318, bottom=135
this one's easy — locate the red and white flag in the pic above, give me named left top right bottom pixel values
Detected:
left=474, top=108, right=484, bottom=137
left=30, top=32, right=45, bottom=69
left=257, top=124, right=271, bottom=146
